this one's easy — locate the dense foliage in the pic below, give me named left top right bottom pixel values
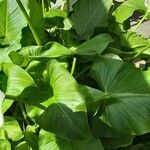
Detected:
left=0, top=0, right=150, bottom=149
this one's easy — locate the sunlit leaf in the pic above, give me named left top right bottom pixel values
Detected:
left=37, top=59, right=91, bottom=140
left=0, top=0, right=27, bottom=48
left=39, top=129, right=104, bottom=150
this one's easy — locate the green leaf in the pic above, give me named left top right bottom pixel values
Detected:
left=0, top=139, right=11, bottom=150
left=39, top=129, right=104, bottom=150
left=71, top=0, right=113, bottom=40
left=24, top=131, right=38, bottom=150
left=41, top=42, right=74, bottom=58
left=0, top=46, right=17, bottom=70
left=15, top=141, right=32, bottom=150
left=80, top=85, right=106, bottom=115
left=17, top=86, right=53, bottom=105
left=91, top=118, right=133, bottom=149
left=21, top=42, right=74, bottom=58
left=0, top=128, right=6, bottom=139
left=3, top=116, right=23, bottom=141
left=9, top=51, right=25, bottom=66
left=2, top=63, right=35, bottom=97
left=101, top=134, right=133, bottom=149
left=37, top=59, right=91, bottom=140
left=2, top=99, right=14, bottom=113
left=121, top=31, right=150, bottom=55
left=45, top=9, right=67, bottom=18
left=28, top=0, right=46, bottom=44
left=113, top=0, right=146, bottom=23
left=92, top=117, right=125, bottom=138
left=90, top=57, right=150, bottom=135
left=76, top=34, right=113, bottom=56
left=0, top=0, right=27, bottom=48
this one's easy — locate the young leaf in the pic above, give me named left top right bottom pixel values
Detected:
left=2, top=99, right=14, bottom=113
left=71, top=0, right=113, bottom=40
left=37, top=59, right=91, bottom=140
left=2, top=63, right=35, bottom=97
left=0, top=139, right=11, bottom=150
left=3, top=117, right=23, bottom=141
left=113, top=0, right=146, bottom=23
left=45, top=9, right=67, bottom=18
left=121, top=31, right=150, bottom=55
left=90, top=57, right=150, bottom=135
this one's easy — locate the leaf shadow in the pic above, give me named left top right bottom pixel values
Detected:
left=36, top=103, right=91, bottom=141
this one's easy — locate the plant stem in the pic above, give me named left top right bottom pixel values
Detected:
left=61, top=0, right=66, bottom=11
left=48, top=0, right=51, bottom=10
left=5, top=95, right=16, bottom=100
left=16, top=0, right=42, bottom=46
left=133, top=9, right=149, bottom=32
left=19, top=102, right=27, bottom=119
left=107, top=46, right=135, bottom=56
left=134, top=45, right=150, bottom=58
left=71, top=57, right=77, bottom=75
left=66, top=0, right=70, bottom=14
left=42, top=0, right=45, bottom=17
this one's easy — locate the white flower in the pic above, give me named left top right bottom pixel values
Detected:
left=145, top=0, right=150, bottom=10
left=0, top=90, right=5, bottom=127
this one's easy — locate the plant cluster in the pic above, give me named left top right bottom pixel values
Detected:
left=0, top=0, right=150, bottom=149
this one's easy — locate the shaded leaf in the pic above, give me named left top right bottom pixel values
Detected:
left=15, top=141, right=32, bottom=150
left=90, top=57, right=150, bottom=135
left=28, top=0, right=47, bottom=44
left=76, top=34, right=113, bottom=56
left=39, top=129, right=104, bottom=150
left=80, top=85, right=106, bottom=115
left=24, top=131, right=38, bottom=150
left=71, top=0, right=113, bottom=40
left=121, top=31, right=150, bottom=55
left=101, top=134, right=133, bottom=149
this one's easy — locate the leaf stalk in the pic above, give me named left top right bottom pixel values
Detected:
left=16, top=0, right=42, bottom=46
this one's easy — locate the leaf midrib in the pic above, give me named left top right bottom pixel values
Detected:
left=112, top=93, right=150, bottom=98
left=78, top=0, right=110, bottom=36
